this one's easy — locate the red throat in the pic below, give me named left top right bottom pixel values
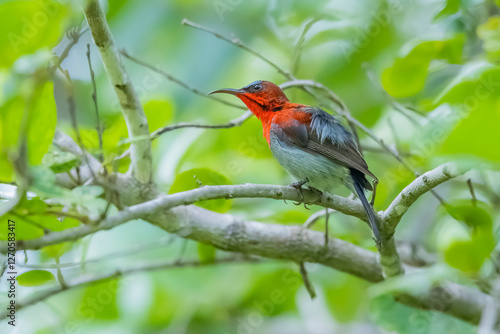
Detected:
left=237, top=95, right=310, bottom=146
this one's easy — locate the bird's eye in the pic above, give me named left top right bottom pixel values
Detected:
left=253, top=84, right=262, bottom=92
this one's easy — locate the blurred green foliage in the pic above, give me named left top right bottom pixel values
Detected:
left=0, top=0, right=500, bottom=333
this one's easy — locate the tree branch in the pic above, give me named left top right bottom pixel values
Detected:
left=151, top=110, right=252, bottom=140
left=382, top=163, right=466, bottom=233
left=153, top=205, right=491, bottom=325
left=5, top=163, right=465, bottom=263
left=2, top=160, right=482, bottom=324
left=0, top=256, right=259, bottom=321
left=84, top=0, right=152, bottom=184
left=3, top=183, right=366, bottom=252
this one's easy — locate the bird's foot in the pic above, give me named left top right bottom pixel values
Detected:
left=289, top=179, right=309, bottom=209
left=308, top=186, right=323, bottom=201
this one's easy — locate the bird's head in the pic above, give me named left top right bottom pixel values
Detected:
left=208, top=80, right=289, bottom=117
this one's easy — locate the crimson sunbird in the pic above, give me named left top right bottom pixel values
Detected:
left=209, top=80, right=380, bottom=245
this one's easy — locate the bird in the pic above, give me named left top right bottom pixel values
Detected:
left=209, top=80, right=380, bottom=245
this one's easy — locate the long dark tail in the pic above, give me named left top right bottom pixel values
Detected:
left=350, top=169, right=381, bottom=246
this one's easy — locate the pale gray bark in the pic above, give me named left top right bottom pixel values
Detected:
left=84, top=0, right=152, bottom=183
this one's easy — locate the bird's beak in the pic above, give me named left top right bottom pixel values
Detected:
left=207, top=88, right=246, bottom=96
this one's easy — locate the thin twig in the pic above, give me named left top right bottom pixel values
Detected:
left=44, top=210, right=90, bottom=224
left=303, top=208, right=337, bottom=229
left=182, top=19, right=293, bottom=79
left=292, top=18, right=321, bottom=75
left=49, top=27, right=89, bottom=74
left=181, top=19, right=327, bottom=119
left=120, top=49, right=246, bottom=110
left=175, top=239, right=188, bottom=264
left=362, top=62, right=426, bottom=118
left=57, top=66, right=96, bottom=179
left=18, top=236, right=176, bottom=269
left=388, top=118, right=401, bottom=153
left=152, top=110, right=252, bottom=139
left=0, top=256, right=261, bottom=321
left=299, top=262, right=316, bottom=299
left=54, top=257, right=68, bottom=289
left=86, top=43, right=104, bottom=163
left=467, top=179, right=477, bottom=207
left=111, top=111, right=253, bottom=163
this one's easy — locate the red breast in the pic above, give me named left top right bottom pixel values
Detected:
left=260, top=105, right=311, bottom=146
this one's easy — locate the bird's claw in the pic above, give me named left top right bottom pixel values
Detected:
left=289, top=179, right=309, bottom=210
left=308, top=187, right=323, bottom=201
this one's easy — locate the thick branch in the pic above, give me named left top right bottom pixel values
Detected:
left=2, top=164, right=486, bottom=324
left=382, top=163, right=466, bottom=232
left=84, top=0, right=152, bottom=183
left=153, top=205, right=491, bottom=325
left=3, top=183, right=366, bottom=252
left=5, top=163, right=463, bottom=254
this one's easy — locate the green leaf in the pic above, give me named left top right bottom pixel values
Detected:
left=169, top=168, right=232, bottom=213
left=382, top=36, right=464, bottom=97
left=444, top=240, right=492, bottom=272
left=442, top=201, right=495, bottom=272
left=0, top=216, right=43, bottom=240
left=29, top=166, right=71, bottom=198
left=147, top=284, right=176, bottom=325
left=0, top=0, right=68, bottom=68
left=71, top=185, right=104, bottom=199
left=0, top=81, right=57, bottom=181
left=42, top=148, right=79, bottom=174
left=15, top=197, right=47, bottom=215
left=436, top=67, right=500, bottom=162
left=17, top=270, right=55, bottom=287
left=324, top=275, right=367, bottom=323
left=240, top=269, right=300, bottom=316
left=28, top=82, right=58, bottom=162
left=0, top=152, right=14, bottom=182
left=10, top=197, right=80, bottom=232
left=143, top=99, right=174, bottom=132
left=41, top=242, right=72, bottom=258
left=197, top=242, right=217, bottom=264
left=445, top=200, right=493, bottom=229
left=305, top=26, right=360, bottom=48
left=434, top=0, right=461, bottom=21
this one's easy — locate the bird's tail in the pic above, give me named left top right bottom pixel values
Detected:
left=350, top=169, right=381, bottom=246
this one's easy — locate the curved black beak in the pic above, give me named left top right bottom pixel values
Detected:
left=207, top=88, right=246, bottom=96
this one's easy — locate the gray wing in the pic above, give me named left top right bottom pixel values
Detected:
left=278, top=108, right=377, bottom=184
